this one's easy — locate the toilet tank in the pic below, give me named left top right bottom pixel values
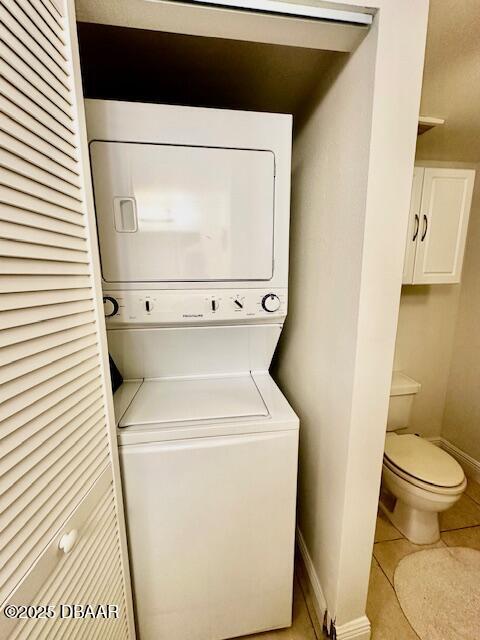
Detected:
left=387, top=372, right=421, bottom=431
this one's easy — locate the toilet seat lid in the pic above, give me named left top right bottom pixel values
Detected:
left=384, top=434, right=464, bottom=488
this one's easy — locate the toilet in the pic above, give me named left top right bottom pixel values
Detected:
left=380, top=372, right=467, bottom=545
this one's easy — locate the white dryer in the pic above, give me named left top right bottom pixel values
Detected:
left=86, top=100, right=298, bottom=640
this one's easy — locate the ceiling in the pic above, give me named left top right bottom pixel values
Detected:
left=416, top=0, right=480, bottom=163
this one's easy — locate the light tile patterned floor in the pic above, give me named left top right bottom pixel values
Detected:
left=237, top=572, right=324, bottom=640
left=368, top=477, right=480, bottom=639
left=237, top=478, right=480, bottom=640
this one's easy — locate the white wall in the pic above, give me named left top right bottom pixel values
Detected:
left=273, top=1, right=428, bottom=634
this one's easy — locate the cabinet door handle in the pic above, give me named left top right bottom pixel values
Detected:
left=412, top=214, right=420, bottom=241
left=421, top=214, right=428, bottom=241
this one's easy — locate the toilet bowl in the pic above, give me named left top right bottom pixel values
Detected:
left=380, top=372, right=467, bottom=545
left=381, top=433, right=466, bottom=544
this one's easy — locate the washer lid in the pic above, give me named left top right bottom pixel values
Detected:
left=384, top=434, right=464, bottom=488
left=119, top=374, right=268, bottom=427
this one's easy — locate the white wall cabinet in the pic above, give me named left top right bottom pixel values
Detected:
left=403, top=167, right=475, bottom=284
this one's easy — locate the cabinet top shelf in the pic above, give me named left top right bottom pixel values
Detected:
left=418, top=116, right=445, bottom=135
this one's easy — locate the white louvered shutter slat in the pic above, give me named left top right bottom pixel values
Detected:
left=0, top=345, right=99, bottom=404
left=14, top=0, right=67, bottom=54
left=0, top=92, right=77, bottom=159
left=0, top=166, right=82, bottom=211
left=0, top=148, right=81, bottom=199
left=0, top=6, right=68, bottom=89
left=0, top=321, right=95, bottom=364
left=39, top=0, right=63, bottom=26
left=0, top=428, right=107, bottom=551
left=1, top=24, right=70, bottom=102
left=0, top=332, right=97, bottom=385
left=1, top=258, right=90, bottom=276
left=3, top=474, right=128, bottom=640
left=0, top=220, right=87, bottom=253
left=1, top=439, right=109, bottom=600
left=0, top=220, right=87, bottom=250
left=0, top=274, right=91, bottom=294
left=0, top=239, right=88, bottom=263
left=0, top=115, right=79, bottom=175
left=0, top=310, right=95, bottom=347
left=0, top=288, right=92, bottom=311
left=37, top=492, right=114, bottom=608
left=1, top=356, right=99, bottom=423
left=0, top=392, right=104, bottom=478
left=0, top=0, right=133, bottom=636
left=23, top=0, right=67, bottom=46
left=1, top=370, right=101, bottom=441
left=4, top=1, right=67, bottom=71
left=1, top=299, right=94, bottom=331
left=0, top=131, right=80, bottom=189
left=0, top=184, right=83, bottom=225
left=47, top=0, right=63, bottom=18
left=1, top=45, right=71, bottom=116
left=1, top=59, right=74, bottom=132
left=0, top=203, right=85, bottom=237
left=0, top=408, right=105, bottom=527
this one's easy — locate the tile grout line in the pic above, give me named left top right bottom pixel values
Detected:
left=372, top=553, right=422, bottom=640
left=374, top=535, right=404, bottom=543
left=440, top=523, right=480, bottom=534
left=294, top=568, right=323, bottom=640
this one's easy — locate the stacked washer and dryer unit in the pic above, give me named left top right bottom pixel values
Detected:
left=86, top=100, right=299, bottom=640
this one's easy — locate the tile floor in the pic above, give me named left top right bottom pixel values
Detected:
left=239, top=477, right=480, bottom=640
left=368, top=477, right=480, bottom=639
left=236, top=574, right=324, bottom=640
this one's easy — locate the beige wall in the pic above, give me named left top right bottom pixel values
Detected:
left=393, top=161, right=478, bottom=439
left=391, top=0, right=480, bottom=453
left=275, top=39, right=376, bottom=627
left=394, top=284, right=460, bottom=437
left=400, top=0, right=480, bottom=461
left=415, top=0, right=480, bottom=165
left=442, top=174, right=480, bottom=457
left=274, top=1, right=428, bottom=634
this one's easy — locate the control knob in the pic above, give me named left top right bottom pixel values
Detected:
left=261, top=293, right=280, bottom=313
left=103, top=296, right=119, bottom=318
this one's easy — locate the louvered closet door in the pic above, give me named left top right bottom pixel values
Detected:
left=0, top=0, right=133, bottom=637
left=1, top=470, right=128, bottom=640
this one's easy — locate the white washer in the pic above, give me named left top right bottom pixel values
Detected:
left=115, top=373, right=298, bottom=640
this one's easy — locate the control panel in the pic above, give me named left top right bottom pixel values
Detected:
left=103, top=289, right=287, bottom=325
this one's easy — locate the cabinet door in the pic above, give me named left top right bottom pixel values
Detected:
left=403, top=167, right=424, bottom=284
left=413, top=168, right=475, bottom=284
left=0, top=0, right=133, bottom=634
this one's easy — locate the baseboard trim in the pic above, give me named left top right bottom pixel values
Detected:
left=296, top=527, right=327, bottom=625
left=335, top=615, right=371, bottom=640
left=430, top=436, right=480, bottom=484
left=295, top=528, right=371, bottom=640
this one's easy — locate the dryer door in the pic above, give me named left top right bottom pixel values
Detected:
left=90, top=142, right=275, bottom=283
